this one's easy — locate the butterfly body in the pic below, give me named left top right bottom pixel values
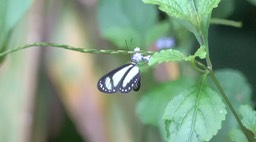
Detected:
left=97, top=62, right=141, bottom=94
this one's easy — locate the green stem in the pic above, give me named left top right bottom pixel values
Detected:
left=211, top=18, right=242, bottom=28
left=203, top=37, right=212, bottom=69
left=0, top=42, right=155, bottom=57
left=190, top=59, right=207, bottom=74
left=196, top=61, right=254, bottom=142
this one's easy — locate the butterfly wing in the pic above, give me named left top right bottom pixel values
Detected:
left=133, top=77, right=140, bottom=91
left=97, top=63, right=140, bottom=94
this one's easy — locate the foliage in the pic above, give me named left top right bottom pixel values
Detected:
left=163, top=75, right=226, bottom=142
left=0, top=0, right=255, bottom=142
left=98, top=0, right=160, bottom=49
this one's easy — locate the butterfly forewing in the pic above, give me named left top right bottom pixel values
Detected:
left=97, top=63, right=140, bottom=94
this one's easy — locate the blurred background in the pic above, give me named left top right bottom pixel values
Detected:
left=0, top=0, right=256, bottom=142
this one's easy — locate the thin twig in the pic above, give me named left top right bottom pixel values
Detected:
left=0, top=42, right=155, bottom=57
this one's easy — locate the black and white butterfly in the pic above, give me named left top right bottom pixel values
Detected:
left=97, top=47, right=150, bottom=94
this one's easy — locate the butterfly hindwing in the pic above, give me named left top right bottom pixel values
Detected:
left=97, top=63, right=140, bottom=94
left=133, top=77, right=140, bottom=91
left=118, top=65, right=140, bottom=93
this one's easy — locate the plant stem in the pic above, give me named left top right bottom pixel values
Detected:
left=0, top=42, right=155, bottom=57
left=196, top=61, right=254, bottom=142
left=203, top=38, right=212, bottom=69
left=211, top=18, right=242, bottom=28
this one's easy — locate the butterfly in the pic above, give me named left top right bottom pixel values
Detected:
left=97, top=47, right=150, bottom=94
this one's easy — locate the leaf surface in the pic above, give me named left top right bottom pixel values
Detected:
left=163, top=75, right=226, bottom=142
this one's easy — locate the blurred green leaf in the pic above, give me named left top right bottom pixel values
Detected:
left=136, top=78, right=194, bottom=126
left=229, top=129, right=248, bottom=142
left=210, top=69, right=252, bottom=142
left=211, top=69, right=252, bottom=108
left=229, top=105, right=256, bottom=142
left=238, top=105, right=256, bottom=136
left=247, top=0, right=256, bottom=6
left=163, top=75, right=226, bottom=142
left=97, top=0, right=157, bottom=49
left=0, top=0, right=32, bottom=47
left=145, top=21, right=171, bottom=47
left=212, top=0, right=235, bottom=18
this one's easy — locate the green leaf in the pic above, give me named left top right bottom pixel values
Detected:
left=209, top=69, right=252, bottom=142
left=194, top=46, right=207, bottom=59
left=163, top=75, right=226, bottom=142
left=211, top=69, right=252, bottom=108
left=212, top=0, right=235, bottom=18
left=97, top=0, right=157, bottom=49
left=229, top=129, right=248, bottom=142
left=185, top=46, right=207, bottom=61
left=238, top=105, right=256, bottom=136
left=136, top=78, right=194, bottom=126
left=148, top=45, right=206, bottom=66
left=142, top=0, right=221, bottom=44
left=143, top=0, right=220, bottom=24
left=148, top=49, right=186, bottom=66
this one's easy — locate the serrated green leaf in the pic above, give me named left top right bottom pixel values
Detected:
left=143, top=0, right=220, bottom=24
left=238, top=105, right=256, bottom=136
left=163, top=75, right=226, bottom=142
left=148, top=49, right=186, bottom=66
left=149, top=45, right=206, bottom=66
left=142, top=0, right=220, bottom=44
left=97, top=0, right=157, bottom=49
left=136, top=78, right=194, bottom=126
left=229, top=129, right=248, bottom=142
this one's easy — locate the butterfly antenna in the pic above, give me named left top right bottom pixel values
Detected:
left=125, top=40, right=128, bottom=50
left=130, top=38, right=133, bottom=49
